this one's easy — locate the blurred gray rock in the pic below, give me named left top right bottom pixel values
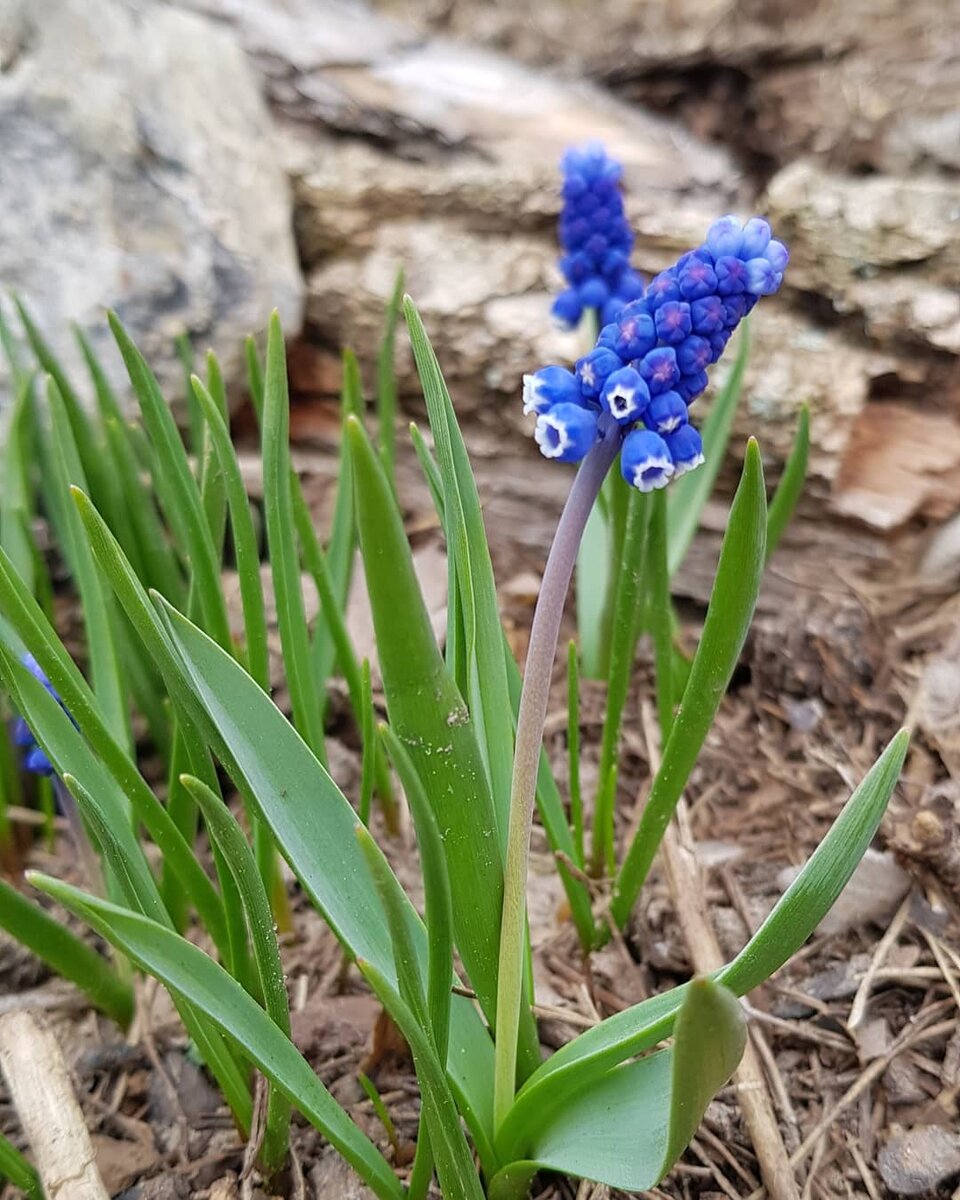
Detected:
left=399, top=0, right=960, bottom=177
left=0, top=0, right=303, bottom=405
left=878, top=1127, right=960, bottom=1196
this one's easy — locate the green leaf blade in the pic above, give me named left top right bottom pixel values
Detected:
left=766, top=403, right=810, bottom=562
left=154, top=601, right=499, bottom=1173
left=498, top=728, right=908, bottom=1152
left=0, top=876, right=133, bottom=1026
left=262, top=313, right=326, bottom=758
left=107, top=313, right=231, bottom=652
left=30, top=878, right=403, bottom=1200
left=612, top=438, right=767, bottom=927
left=346, top=413, right=505, bottom=1034
left=667, top=325, right=750, bottom=575
left=495, top=978, right=744, bottom=1193
left=403, top=299, right=515, bottom=856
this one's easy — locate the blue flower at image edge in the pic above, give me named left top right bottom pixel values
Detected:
left=12, top=653, right=65, bottom=776
left=550, top=142, right=646, bottom=330
left=525, top=213, right=789, bottom=492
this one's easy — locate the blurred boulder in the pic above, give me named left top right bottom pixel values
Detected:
left=0, top=0, right=303, bottom=405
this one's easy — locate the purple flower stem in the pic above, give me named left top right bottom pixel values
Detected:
left=494, top=417, right=621, bottom=1128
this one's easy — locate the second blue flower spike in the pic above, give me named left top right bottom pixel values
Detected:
left=551, top=142, right=645, bottom=331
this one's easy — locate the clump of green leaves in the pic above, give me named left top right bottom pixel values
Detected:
left=0, top=291, right=904, bottom=1199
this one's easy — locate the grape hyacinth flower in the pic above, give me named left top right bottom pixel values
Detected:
left=499, top=215, right=788, bottom=1118
left=551, top=143, right=645, bottom=331
left=524, top=214, right=788, bottom=493
left=12, top=653, right=68, bottom=776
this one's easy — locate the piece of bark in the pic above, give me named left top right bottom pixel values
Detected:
left=0, top=1010, right=110, bottom=1200
left=832, top=403, right=960, bottom=530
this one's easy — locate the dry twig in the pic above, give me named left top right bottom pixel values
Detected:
left=0, top=1010, right=109, bottom=1200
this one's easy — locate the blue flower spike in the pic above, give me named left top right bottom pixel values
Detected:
left=527, top=203, right=789, bottom=492
left=551, top=142, right=645, bottom=329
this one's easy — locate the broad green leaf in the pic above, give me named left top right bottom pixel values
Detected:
left=184, top=776, right=291, bottom=1173
left=359, top=959, right=485, bottom=1200
left=31, top=877, right=403, bottom=1200
left=155, top=600, right=500, bottom=1174
left=766, top=403, right=809, bottom=562
left=262, top=313, right=325, bottom=758
left=347, top=413, right=507, bottom=1039
left=667, top=324, right=750, bottom=575
left=404, top=299, right=515, bottom=854
left=63, top=772, right=253, bottom=1130
left=379, top=724, right=453, bottom=1064
left=659, top=978, right=745, bottom=1174
left=498, top=728, right=908, bottom=1154
left=377, top=267, right=404, bottom=480
left=592, top=487, right=648, bottom=875
left=0, top=875, right=132, bottom=1026
left=410, top=426, right=594, bottom=949
left=612, top=439, right=767, bottom=927
left=108, top=312, right=231, bottom=651
left=492, top=979, right=744, bottom=1195
left=0, top=1129, right=42, bottom=1200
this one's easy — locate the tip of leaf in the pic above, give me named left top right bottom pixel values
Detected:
left=891, top=726, right=912, bottom=754
left=344, top=413, right=366, bottom=445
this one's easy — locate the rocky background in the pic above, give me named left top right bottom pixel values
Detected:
left=2, top=0, right=959, bottom=596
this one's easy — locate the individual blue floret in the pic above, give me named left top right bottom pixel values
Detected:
left=645, top=390, right=688, bottom=435
left=638, top=346, right=680, bottom=396
left=551, top=142, right=645, bottom=330
left=620, top=429, right=675, bottom=492
left=600, top=367, right=650, bottom=425
left=534, top=404, right=599, bottom=463
left=665, top=425, right=706, bottom=477
left=575, top=347, right=623, bottom=400
left=654, top=302, right=692, bottom=346
left=523, top=366, right=583, bottom=415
